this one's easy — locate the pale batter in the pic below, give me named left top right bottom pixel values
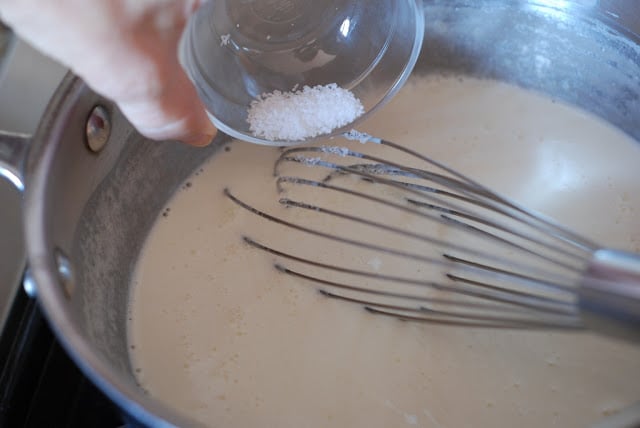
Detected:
left=128, top=76, right=640, bottom=427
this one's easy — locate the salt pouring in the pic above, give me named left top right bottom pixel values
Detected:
left=179, top=0, right=424, bottom=146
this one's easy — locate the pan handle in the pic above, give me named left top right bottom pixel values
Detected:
left=580, top=249, right=640, bottom=343
left=0, top=130, right=29, bottom=191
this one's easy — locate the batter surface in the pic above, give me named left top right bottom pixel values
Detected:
left=128, top=76, right=640, bottom=427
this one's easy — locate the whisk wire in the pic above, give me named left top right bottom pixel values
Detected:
left=224, top=138, right=640, bottom=335
left=277, top=152, right=593, bottom=269
left=276, top=175, right=585, bottom=281
left=242, top=235, right=577, bottom=320
left=276, top=143, right=598, bottom=252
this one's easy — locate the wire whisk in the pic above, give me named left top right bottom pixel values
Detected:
left=225, top=134, right=640, bottom=342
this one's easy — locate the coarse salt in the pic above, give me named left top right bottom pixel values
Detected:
left=343, top=129, right=381, bottom=144
left=294, top=156, right=324, bottom=166
left=321, top=146, right=351, bottom=157
left=247, top=83, right=364, bottom=142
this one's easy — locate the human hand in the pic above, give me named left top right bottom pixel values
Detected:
left=0, top=0, right=216, bottom=146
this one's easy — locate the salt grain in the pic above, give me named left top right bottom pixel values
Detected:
left=294, top=156, right=325, bottom=166
left=343, top=129, right=381, bottom=144
left=247, top=83, right=364, bottom=142
left=321, top=146, right=351, bottom=157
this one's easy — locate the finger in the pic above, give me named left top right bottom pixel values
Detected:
left=115, top=63, right=217, bottom=147
left=0, top=0, right=218, bottom=146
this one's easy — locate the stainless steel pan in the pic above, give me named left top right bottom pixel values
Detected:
left=1, top=1, right=640, bottom=426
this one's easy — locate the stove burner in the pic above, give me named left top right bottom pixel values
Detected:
left=0, top=288, right=125, bottom=427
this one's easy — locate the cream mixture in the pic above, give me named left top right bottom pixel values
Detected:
left=128, top=76, right=640, bottom=427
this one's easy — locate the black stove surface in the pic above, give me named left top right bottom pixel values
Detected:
left=0, top=287, right=125, bottom=428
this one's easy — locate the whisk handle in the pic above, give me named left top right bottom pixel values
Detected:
left=580, top=249, right=640, bottom=343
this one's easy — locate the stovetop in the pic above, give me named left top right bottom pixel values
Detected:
left=0, top=287, right=124, bottom=427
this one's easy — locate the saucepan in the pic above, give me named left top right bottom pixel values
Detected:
left=1, top=1, right=640, bottom=426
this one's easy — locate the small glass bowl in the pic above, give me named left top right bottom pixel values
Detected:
left=180, top=0, right=424, bottom=146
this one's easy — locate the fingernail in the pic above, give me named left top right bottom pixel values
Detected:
left=186, top=132, right=216, bottom=146
left=186, top=113, right=218, bottom=146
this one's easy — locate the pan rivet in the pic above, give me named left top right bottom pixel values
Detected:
left=85, top=105, right=111, bottom=153
left=22, top=269, right=38, bottom=298
left=55, top=249, right=75, bottom=299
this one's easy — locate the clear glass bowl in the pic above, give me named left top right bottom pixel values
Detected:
left=179, top=0, right=424, bottom=145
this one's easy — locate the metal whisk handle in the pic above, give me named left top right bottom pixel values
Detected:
left=580, top=249, right=640, bottom=342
